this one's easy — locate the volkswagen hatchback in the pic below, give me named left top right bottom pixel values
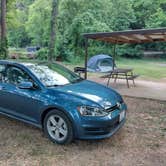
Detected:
left=0, top=60, right=127, bottom=144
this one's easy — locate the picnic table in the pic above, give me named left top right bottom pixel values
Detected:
left=101, top=68, right=139, bottom=88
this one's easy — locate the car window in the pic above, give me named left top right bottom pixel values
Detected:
left=5, top=66, right=32, bottom=86
left=25, top=63, right=83, bottom=87
left=0, top=64, right=6, bottom=83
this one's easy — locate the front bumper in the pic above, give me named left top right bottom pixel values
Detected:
left=78, top=118, right=126, bottom=140
left=75, top=103, right=127, bottom=140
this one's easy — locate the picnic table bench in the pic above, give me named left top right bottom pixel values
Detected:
left=74, top=67, right=86, bottom=76
left=101, top=68, right=139, bottom=88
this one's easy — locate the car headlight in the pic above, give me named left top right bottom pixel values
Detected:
left=77, top=106, right=108, bottom=117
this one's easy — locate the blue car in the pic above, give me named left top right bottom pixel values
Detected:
left=0, top=60, right=127, bottom=144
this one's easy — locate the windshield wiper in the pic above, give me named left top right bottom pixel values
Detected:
left=72, top=78, right=84, bottom=83
left=47, top=84, right=59, bottom=87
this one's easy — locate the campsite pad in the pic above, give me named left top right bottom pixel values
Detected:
left=89, top=77, right=166, bottom=101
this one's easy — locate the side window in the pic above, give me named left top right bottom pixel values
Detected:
left=0, top=64, right=6, bottom=83
left=5, top=66, right=32, bottom=86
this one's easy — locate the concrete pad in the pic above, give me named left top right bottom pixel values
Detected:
left=89, top=77, right=166, bottom=101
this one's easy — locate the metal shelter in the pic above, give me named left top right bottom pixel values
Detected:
left=83, top=27, right=166, bottom=79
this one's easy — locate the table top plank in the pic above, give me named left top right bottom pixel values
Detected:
left=112, top=68, right=133, bottom=74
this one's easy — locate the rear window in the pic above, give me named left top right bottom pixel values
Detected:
left=0, top=65, right=5, bottom=72
left=0, top=64, right=5, bottom=83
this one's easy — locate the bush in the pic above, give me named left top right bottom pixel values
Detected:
left=36, top=48, right=49, bottom=60
left=117, top=44, right=143, bottom=59
left=0, top=37, right=8, bottom=59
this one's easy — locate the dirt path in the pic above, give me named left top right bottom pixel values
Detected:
left=89, top=77, right=166, bottom=101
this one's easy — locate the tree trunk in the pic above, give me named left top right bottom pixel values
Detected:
left=1, top=0, right=6, bottom=39
left=0, top=0, right=7, bottom=59
left=48, top=0, right=59, bottom=61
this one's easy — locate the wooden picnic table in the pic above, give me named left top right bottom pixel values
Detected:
left=101, top=68, right=139, bottom=88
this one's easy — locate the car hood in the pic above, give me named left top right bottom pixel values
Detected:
left=54, top=80, right=122, bottom=108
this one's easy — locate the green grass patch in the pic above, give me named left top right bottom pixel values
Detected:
left=116, top=58, right=166, bottom=80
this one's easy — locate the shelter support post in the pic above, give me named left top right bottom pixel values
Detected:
left=112, top=43, right=117, bottom=70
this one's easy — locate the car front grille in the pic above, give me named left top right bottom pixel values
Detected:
left=105, top=101, right=123, bottom=113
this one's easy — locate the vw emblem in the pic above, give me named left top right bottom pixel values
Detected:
left=117, top=102, right=121, bottom=109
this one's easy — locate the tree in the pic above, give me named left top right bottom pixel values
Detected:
left=7, top=0, right=34, bottom=48
left=131, top=0, right=159, bottom=29
left=4, top=0, right=166, bottom=60
left=1, top=0, right=6, bottom=38
left=0, top=0, right=7, bottom=59
left=26, top=0, right=51, bottom=46
left=108, top=0, right=136, bottom=31
left=48, top=0, right=59, bottom=61
left=57, top=0, right=112, bottom=58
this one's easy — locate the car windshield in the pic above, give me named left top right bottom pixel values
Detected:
left=25, top=63, right=83, bottom=87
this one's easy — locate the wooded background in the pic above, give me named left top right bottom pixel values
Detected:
left=1, top=0, right=166, bottom=61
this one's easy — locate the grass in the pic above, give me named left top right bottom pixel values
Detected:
left=8, top=48, right=28, bottom=56
left=116, top=58, right=166, bottom=80
left=63, top=57, right=166, bottom=80
left=0, top=97, right=165, bottom=166
left=5, top=56, right=166, bottom=80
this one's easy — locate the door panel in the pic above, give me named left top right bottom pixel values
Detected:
left=0, top=65, right=42, bottom=123
left=0, top=64, right=7, bottom=112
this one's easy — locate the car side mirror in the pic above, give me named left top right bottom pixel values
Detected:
left=18, top=81, right=34, bottom=89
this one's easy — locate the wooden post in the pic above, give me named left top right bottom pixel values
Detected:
left=84, top=38, right=88, bottom=79
left=112, top=44, right=116, bottom=70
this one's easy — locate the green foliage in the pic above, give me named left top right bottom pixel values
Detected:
left=146, top=7, right=166, bottom=28
left=26, top=0, right=51, bottom=46
left=68, top=11, right=110, bottom=56
left=0, top=37, right=8, bottom=59
left=6, top=0, right=166, bottom=60
left=36, top=48, right=49, bottom=60
left=7, top=0, right=34, bottom=48
left=51, top=0, right=112, bottom=60
left=108, top=0, right=136, bottom=30
left=8, top=27, right=31, bottom=48
left=116, top=44, right=143, bottom=58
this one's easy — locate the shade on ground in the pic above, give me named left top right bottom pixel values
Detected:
left=89, top=77, right=166, bottom=101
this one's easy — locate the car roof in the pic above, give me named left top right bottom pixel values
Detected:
left=0, top=60, right=36, bottom=66
left=0, top=60, right=16, bottom=65
left=0, top=60, right=25, bottom=65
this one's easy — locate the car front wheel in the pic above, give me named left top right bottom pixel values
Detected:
left=43, top=110, right=73, bottom=144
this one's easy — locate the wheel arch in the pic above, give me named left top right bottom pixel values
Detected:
left=40, top=106, right=75, bottom=131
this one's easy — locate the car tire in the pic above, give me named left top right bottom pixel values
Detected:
left=43, top=109, right=73, bottom=144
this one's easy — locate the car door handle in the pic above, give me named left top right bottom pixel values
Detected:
left=0, top=86, right=6, bottom=91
